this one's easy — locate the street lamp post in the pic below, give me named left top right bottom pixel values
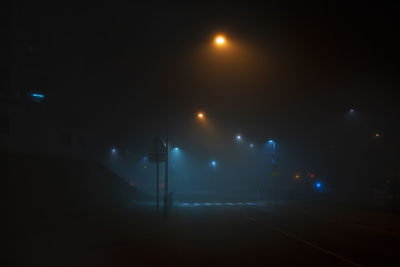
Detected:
left=268, top=140, right=276, bottom=155
left=164, top=65, right=169, bottom=212
left=267, top=139, right=279, bottom=200
left=164, top=33, right=226, bottom=210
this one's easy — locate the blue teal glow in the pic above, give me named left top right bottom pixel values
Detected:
left=315, top=182, right=322, bottom=189
left=111, top=148, right=116, bottom=153
left=211, top=160, right=217, bottom=167
left=172, top=147, right=179, bottom=152
left=236, top=135, right=242, bottom=141
left=32, top=93, right=44, bottom=98
left=267, top=139, right=276, bottom=154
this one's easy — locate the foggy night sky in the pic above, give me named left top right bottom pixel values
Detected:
left=4, top=1, right=400, bottom=157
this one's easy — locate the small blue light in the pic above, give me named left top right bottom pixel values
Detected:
left=211, top=160, right=217, bottom=167
left=173, top=147, right=179, bottom=152
left=315, top=182, right=322, bottom=189
left=236, top=135, right=242, bottom=141
left=204, top=203, right=212, bottom=206
left=250, top=144, right=254, bottom=148
left=268, top=139, right=276, bottom=153
left=111, top=148, right=116, bottom=153
left=32, top=93, right=44, bottom=98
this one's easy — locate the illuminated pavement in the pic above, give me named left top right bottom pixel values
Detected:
left=178, top=201, right=256, bottom=207
left=5, top=202, right=400, bottom=266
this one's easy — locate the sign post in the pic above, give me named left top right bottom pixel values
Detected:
left=148, top=137, right=166, bottom=214
left=156, top=159, right=159, bottom=213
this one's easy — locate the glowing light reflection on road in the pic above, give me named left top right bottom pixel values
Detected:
left=179, top=202, right=256, bottom=207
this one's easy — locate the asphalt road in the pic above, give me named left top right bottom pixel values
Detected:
left=162, top=203, right=400, bottom=266
left=4, top=202, right=400, bottom=266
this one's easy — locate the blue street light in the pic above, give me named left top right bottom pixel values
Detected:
left=111, top=148, right=116, bottom=153
left=236, top=135, right=242, bottom=141
left=267, top=139, right=276, bottom=153
left=267, top=139, right=277, bottom=165
left=172, top=147, right=180, bottom=152
left=211, top=160, right=217, bottom=167
left=31, top=93, right=45, bottom=103
left=32, top=93, right=45, bottom=98
left=315, top=182, right=322, bottom=189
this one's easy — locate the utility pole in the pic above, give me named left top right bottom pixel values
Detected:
left=156, top=159, right=159, bottom=214
left=163, top=53, right=170, bottom=212
left=148, top=137, right=166, bottom=215
left=164, top=67, right=169, bottom=211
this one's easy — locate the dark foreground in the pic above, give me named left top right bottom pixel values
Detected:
left=3, top=202, right=400, bottom=267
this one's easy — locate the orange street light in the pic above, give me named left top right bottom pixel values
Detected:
left=215, top=35, right=225, bottom=46
left=197, top=112, right=205, bottom=120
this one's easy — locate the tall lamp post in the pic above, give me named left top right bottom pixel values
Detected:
left=163, top=34, right=227, bottom=210
left=164, top=62, right=170, bottom=211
